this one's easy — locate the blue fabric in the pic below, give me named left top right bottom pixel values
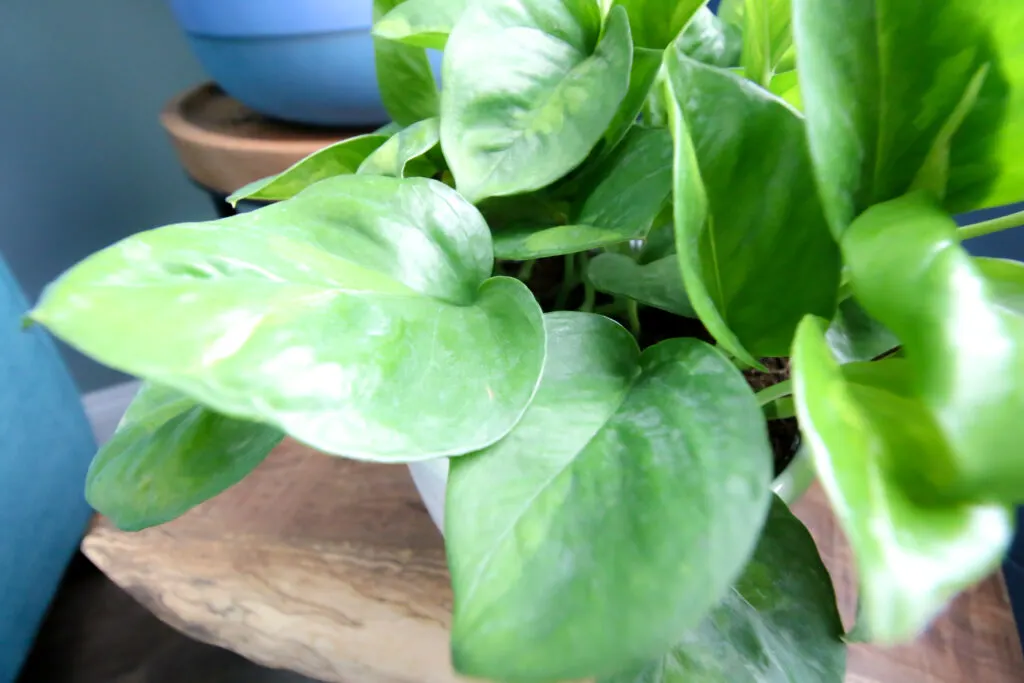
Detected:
left=0, top=256, right=95, bottom=682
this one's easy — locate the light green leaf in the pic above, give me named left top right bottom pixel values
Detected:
left=357, top=117, right=440, bottom=178
left=87, top=383, right=283, bottom=531
left=603, top=46, right=664, bottom=151
left=373, top=0, right=467, bottom=49
left=448, top=312, right=773, bottom=682
left=227, top=134, right=388, bottom=205
left=843, top=194, right=1024, bottom=502
left=676, top=7, right=743, bottom=69
left=373, top=0, right=440, bottom=126
left=601, top=496, right=845, bottom=683
left=767, top=69, right=801, bottom=109
left=792, top=316, right=1014, bottom=643
left=740, top=0, right=792, bottom=88
left=792, top=0, right=1024, bottom=234
left=32, top=175, right=546, bottom=462
left=666, top=51, right=840, bottom=364
left=976, top=256, right=1024, bottom=314
left=588, top=253, right=695, bottom=317
left=614, top=0, right=705, bottom=49
left=825, top=297, right=899, bottom=363
left=493, top=224, right=636, bottom=260
left=441, top=1, right=632, bottom=203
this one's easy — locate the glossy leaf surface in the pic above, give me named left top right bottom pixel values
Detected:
left=603, top=47, right=664, bottom=151
left=615, top=0, right=704, bottom=49
left=843, top=194, right=1024, bottom=501
left=588, top=253, right=695, bottom=317
left=667, top=52, right=840, bottom=364
left=676, top=7, right=743, bottom=69
left=33, top=176, right=546, bottom=462
left=357, top=117, right=440, bottom=177
left=447, top=312, right=773, bottom=682
left=792, top=316, right=1014, bottom=643
left=493, top=224, right=638, bottom=260
left=441, top=1, right=632, bottom=203
left=602, top=496, right=845, bottom=683
left=825, top=297, right=899, bottom=364
left=87, top=383, right=283, bottom=531
left=227, top=134, right=388, bottom=205
left=374, top=0, right=440, bottom=126
left=792, top=0, right=1024, bottom=234
left=373, top=0, right=467, bottom=49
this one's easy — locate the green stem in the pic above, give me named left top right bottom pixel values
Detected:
left=555, top=254, right=576, bottom=310
left=578, top=252, right=596, bottom=313
left=958, top=208, right=1024, bottom=241
left=516, top=259, right=537, bottom=282
left=627, top=299, right=641, bottom=338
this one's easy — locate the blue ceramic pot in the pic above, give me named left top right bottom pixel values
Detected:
left=168, top=0, right=439, bottom=126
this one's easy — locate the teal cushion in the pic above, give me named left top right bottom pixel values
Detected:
left=0, top=256, right=95, bottom=682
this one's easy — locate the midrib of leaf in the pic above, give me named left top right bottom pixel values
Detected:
left=705, top=213, right=729, bottom=318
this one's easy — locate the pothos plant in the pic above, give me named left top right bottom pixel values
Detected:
left=29, top=0, right=1024, bottom=680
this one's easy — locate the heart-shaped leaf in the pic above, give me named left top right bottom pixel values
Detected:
left=441, top=1, right=632, bottom=203
left=601, top=496, right=845, bottom=683
left=843, top=194, right=1024, bottom=502
left=227, top=134, right=389, bottom=205
left=792, top=0, right=1024, bottom=233
left=87, top=383, right=283, bottom=531
left=588, top=253, right=695, bottom=317
left=32, top=176, right=546, bottom=462
left=792, top=316, right=1014, bottom=643
left=614, top=0, right=705, bottom=49
left=374, top=0, right=440, bottom=126
left=373, top=0, right=468, bottom=49
left=357, top=117, right=440, bottom=177
left=447, top=311, right=773, bottom=682
left=666, top=51, right=840, bottom=364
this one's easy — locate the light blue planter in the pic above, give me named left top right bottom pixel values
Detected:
left=168, top=0, right=440, bottom=126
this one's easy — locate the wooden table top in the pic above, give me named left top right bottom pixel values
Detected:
left=82, top=440, right=1024, bottom=683
left=160, top=83, right=376, bottom=195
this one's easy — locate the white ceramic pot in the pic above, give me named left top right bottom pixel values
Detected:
left=407, top=447, right=815, bottom=535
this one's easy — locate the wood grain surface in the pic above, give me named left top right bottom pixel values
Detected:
left=82, top=440, right=1023, bottom=683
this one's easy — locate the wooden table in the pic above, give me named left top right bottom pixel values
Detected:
left=81, top=440, right=1024, bottom=683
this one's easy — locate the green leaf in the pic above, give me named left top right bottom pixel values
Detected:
left=588, top=253, right=695, bottom=317
left=601, top=496, right=845, bottom=683
left=87, top=383, right=283, bottom=531
left=603, top=46, right=664, bottom=151
left=577, top=126, right=673, bottom=235
left=825, top=297, right=900, bottom=363
left=440, top=1, right=632, bottom=203
left=792, top=0, right=1024, bottom=234
left=357, top=117, right=440, bottom=178
left=767, top=69, right=801, bottom=109
left=676, top=7, right=743, bottom=69
left=792, top=316, right=1014, bottom=643
left=493, top=224, right=636, bottom=260
left=32, top=175, right=546, bottom=462
left=740, top=0, right=792, bottom=88
left=373, top=0, right=467, bottom=49
left=975, top=256, right=1024, bottom=314
left=373, top=0, right=440, bottom=126
left=447, top=311, right=773, bottom=682
left=614, top=0, right=704, bottom=49
left=227, top=134, right=389, bottom=205
left=666, top=52, right=840, bottom=364
left=842, top=194, right=1024, bottom=502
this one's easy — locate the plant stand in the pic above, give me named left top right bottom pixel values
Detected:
left=160, top=82, right=376, bottom=217
left=80, top=439, right=1023, bottom=683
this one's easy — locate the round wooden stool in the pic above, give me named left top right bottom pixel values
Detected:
left=160, top=83, right=377, bottom=216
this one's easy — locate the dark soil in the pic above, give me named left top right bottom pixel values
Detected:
left=510, top=254, right=801, bottom=475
